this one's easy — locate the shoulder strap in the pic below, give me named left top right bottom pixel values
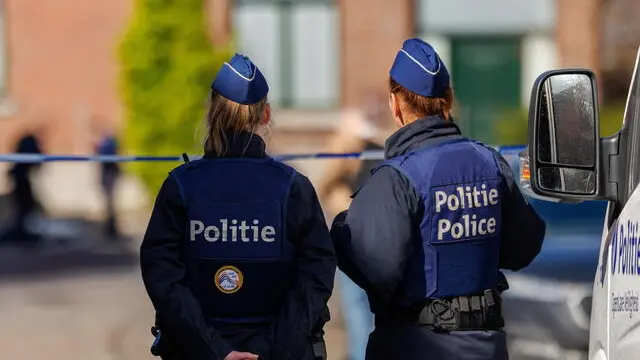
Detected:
left=469, top=140, right=509, bottom=180
left=358, top=135, right=469, bottom=199
left=374, top=135, right=468, bottom=174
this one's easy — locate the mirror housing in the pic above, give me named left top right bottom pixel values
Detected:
left=518, top=148, right=581, bottom=203
left=527, top=69, right=604, bottom=202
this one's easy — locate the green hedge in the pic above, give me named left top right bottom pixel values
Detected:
left=118, top=0, right=233, bottom=197
left=495, top=103, right=626, bottom=146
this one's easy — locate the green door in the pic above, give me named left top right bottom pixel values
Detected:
left=450, top=37, right=522, bottom=144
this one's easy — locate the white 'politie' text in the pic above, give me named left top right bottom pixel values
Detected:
left=190, top=219, right=276, bottom=243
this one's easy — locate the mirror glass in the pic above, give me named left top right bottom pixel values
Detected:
left=538, top=167, right=596, bottom=195
left=536, top=73, right=596, bottom=167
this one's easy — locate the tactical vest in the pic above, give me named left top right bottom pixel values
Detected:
left=171, top=157, right=297, bottom=323
left=377, top=137, right=503, bottom=300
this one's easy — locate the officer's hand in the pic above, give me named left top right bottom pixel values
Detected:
left=224, top=351, right=259, bottom=360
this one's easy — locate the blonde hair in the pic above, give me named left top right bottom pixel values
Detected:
left=203, top=91, right=268, bottom=156
left=389, top=77, right=454, bottom=121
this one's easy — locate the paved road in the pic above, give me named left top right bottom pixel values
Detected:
left=0, top=215, right=348, bottom=360
left=0, top=274, right=348, bottom=360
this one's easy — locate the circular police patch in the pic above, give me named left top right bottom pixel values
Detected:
left=215, top=266, right=243, bottom=294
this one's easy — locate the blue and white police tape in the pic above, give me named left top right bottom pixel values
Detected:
left=0, top=145, right=525, bottom=163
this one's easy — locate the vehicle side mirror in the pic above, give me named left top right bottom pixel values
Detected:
left=527, top=69, right=602, bottom=200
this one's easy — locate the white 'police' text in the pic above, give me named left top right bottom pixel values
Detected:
left=435, top=184, right=499, bottom=241
left=190, top=219, right=276, bottom=243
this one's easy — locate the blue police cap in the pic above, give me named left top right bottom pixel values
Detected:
left=389, top=38, right=450, bottom=97
left=211, top=54, right=269, bottom=105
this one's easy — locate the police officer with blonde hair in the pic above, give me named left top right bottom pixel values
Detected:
left=330, top=39, right=546, bottom=359
left=140, top=54, right=336, bottom=360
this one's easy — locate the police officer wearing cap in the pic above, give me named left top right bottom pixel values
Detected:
left=140, top=54, right=336, bottom=360
left=330, top=38, right=546, bottom=360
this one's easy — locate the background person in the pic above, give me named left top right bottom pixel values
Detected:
left=94, top=123, right=121, bottom=240
left=4, top=129, right=44, bottom=245
left=317, top=91, right=391, bottom=360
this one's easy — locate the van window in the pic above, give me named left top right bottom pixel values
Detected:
left=625, top=61, right=640, bottom=202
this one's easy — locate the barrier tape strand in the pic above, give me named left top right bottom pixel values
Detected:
left=0, top=145, right=525, bottom=163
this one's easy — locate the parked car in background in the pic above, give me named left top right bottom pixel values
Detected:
left=498, top=151, right=607, bottom=360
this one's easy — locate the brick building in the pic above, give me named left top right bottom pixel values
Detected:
left=0, top=0, right=617, bottom=155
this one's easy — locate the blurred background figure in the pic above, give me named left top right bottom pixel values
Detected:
left=2, top=127, right=44, bottom=245
left=94, top=122, right=121, bottom=240
left=317, top=91, right=392, bottom=360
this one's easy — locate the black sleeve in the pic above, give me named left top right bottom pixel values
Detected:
left=271, top=173, right=337, bottom=360
left=140, top=175, right=233, bottom=360
left=330, top=166, right=420, bottom=304
left=494, top=153, right=546, bottom=271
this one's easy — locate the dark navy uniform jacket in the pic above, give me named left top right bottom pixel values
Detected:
left=141, top=133, right=336, bottom=360
left=8, top=134, right=42, bottom=217
left=330, top=116, right=545, bottom=359
left=9, top=134, right=42, bottom=181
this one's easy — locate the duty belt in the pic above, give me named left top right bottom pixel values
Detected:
left=418, top=289, right=504, bottom=331
left=376, top=289, right=504, bottom=331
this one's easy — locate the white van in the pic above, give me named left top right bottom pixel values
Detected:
left=522, top=46, right=640, bottom=360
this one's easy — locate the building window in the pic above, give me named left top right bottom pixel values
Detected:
left=234, top=0, right=339, bottom=109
